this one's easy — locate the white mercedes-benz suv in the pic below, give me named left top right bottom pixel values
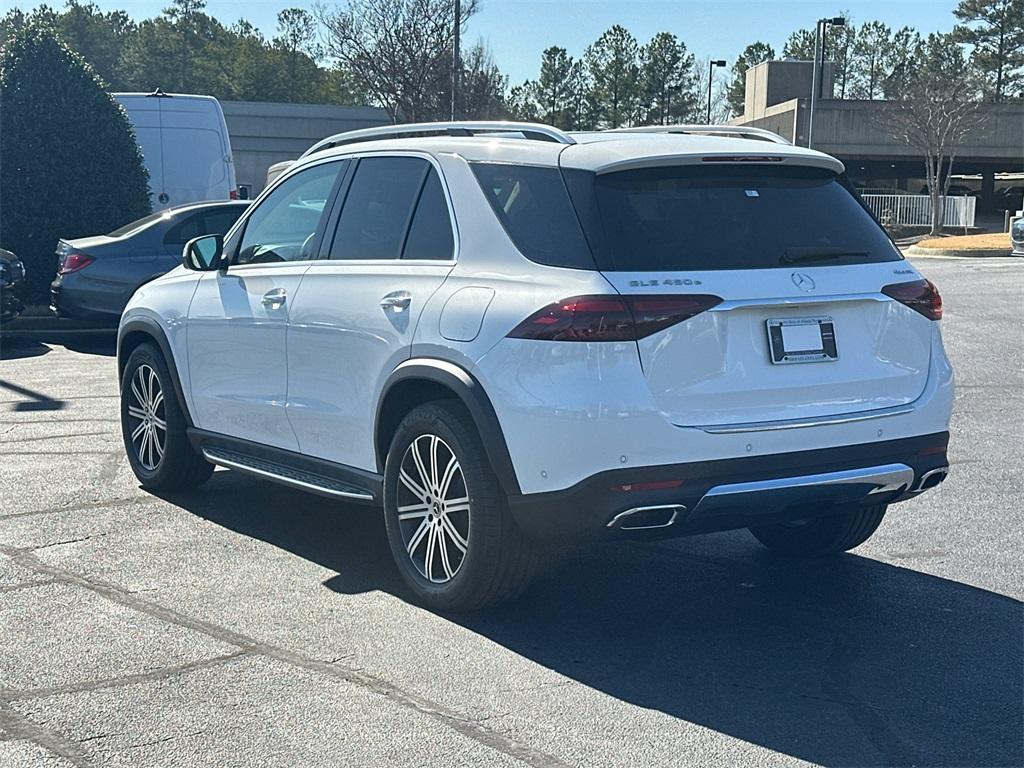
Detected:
left=118, top=122, right=953, bottom=611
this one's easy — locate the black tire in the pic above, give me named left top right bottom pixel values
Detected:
left=120, top=342, right=213, bottom=491
left=748, top=504, right=888, bottom=557
left=382, top=401, right=537, bottom=612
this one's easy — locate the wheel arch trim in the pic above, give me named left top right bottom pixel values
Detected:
left=375, top=359, right=521, bottom=496
left=118, top=317, right=194, bottom=428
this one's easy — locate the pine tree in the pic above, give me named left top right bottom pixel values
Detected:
left=953, top=0, right=1024, bottom=101
left=727, top=41, right=774, bottom=116
left=584, top=25, right=641, bottom=128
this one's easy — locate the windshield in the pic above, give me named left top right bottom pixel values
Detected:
left=565, top=165, right=901, bottom=271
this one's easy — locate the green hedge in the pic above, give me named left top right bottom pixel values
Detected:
left=0, top=22, right=150, bottom=305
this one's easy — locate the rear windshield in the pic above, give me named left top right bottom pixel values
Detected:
left=107, top=211, right=170, bottom=237
left=565, top=165, right=901, bottom=271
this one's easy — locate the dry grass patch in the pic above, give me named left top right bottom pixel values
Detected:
left=916, top=233, right=1011, bottom=250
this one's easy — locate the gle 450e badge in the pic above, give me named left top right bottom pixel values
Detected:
left=629, top=278, right=703, bottom=287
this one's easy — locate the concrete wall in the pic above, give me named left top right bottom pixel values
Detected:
left=732, top=60, right=1023, bottom=176
left=744, top=60, right=833, bottom=118
left=732, top=95, right=1024, bottom=174
left=221, top=101, right=391, bottom=194
left=807, top=100, right=1024, bottom=162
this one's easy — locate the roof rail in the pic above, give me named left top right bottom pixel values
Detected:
left=302, top=121, right=576, bottom=158
left=609, top=125, right=791, bottom=145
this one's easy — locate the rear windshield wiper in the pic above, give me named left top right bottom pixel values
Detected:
left=781, top=247, right=869, bottom=264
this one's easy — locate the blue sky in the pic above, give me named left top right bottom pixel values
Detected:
left=1, top=0, right=961, bottom=84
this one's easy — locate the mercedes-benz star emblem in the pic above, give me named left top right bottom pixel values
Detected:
left=791, top=272, right=816, bottom=292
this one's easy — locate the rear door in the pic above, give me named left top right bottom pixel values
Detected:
left=159, top=98, right=231, bottom=206
left=286, top=154, right=456, bottom=471
left=564, top=163, right=931, bottom=429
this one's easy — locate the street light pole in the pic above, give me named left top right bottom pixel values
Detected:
left=808, top=16, right=844, bottom=149
left=809, top=20, right=823, bottom=148
left=707, top=59, right=726, bottom=124
left=451, top=0, right=461, bottom=120
left=666, top=84, right=682, bottom=125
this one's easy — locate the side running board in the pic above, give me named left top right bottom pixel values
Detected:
left=202, top=447, right=375, bottom=502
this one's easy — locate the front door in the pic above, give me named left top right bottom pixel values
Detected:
left=187, top=160, right=344, bottom=450
left=286, top=155, right=456, bottom=470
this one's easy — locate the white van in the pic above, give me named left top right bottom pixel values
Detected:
left=113, top=92, right=237, bottom=210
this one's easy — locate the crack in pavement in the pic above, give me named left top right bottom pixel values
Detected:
left=0, top=542, right=570, bottom=768
left=0, top=418, right=119, bottom=425
left=75, top=731, right=127, bottom=744
left=0, top=699, right=92, bottom=767
left=0, top=496, right=159, bottom=521
left=0, top=394, right=118, bottom=405
left=0, top=450, right=124, bottom=456
left=123, top=730, right=205, bottom=750
left=0, top=431, right=114, bottom=445
left=4, top=651, right=250, bottom=703
left=31, top=535, right=105, bottom=551
left=0, top=579, right=58, bottom=594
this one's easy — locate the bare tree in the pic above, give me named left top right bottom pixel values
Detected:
left=459, top=42, right=507, bottom=119
left=315, top=0, right=477, bottom=122
left=693, top=56, right=731, bottom=124
left=879, top=33, right=986, bottom=235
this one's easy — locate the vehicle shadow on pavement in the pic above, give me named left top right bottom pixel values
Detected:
left=0, top=336, right=51, bottom=361
left=0, top=331, right=115, bottom=360
left=172, top=471, right=1023, bottom=768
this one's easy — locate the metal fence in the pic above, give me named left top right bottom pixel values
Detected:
left=861, top=194, right=977, bottom=228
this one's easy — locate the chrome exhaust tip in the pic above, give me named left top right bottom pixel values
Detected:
left=912, top=466, right=948, bottom=493
left=607, top=504, right=685, bottom=531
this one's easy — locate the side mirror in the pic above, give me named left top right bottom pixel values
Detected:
left=183, top=234, right=224, bottom=271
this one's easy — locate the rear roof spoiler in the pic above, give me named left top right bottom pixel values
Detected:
left=608, top=125, right=791, bottom=145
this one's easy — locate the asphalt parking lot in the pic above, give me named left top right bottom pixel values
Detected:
left=1, top=256, right=1021, bottom=768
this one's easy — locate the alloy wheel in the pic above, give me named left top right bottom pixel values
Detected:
left=126, top=364, right=166, bottom=471
left=395, top=434, right=470, bottom=583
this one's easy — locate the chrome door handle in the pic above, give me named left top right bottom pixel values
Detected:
left=262, top=288, right=287, bottom=308
left=380, top=292, right=412, bottom=312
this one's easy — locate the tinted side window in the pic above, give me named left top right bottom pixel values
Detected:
left=163, top=208, right=245, bottom=248
left=235, top=162, right=340, bottom=265
left=202, top=207, right=246, bottom=237
left=163, top=212, right=207, bottom=248
left=328, top=157, right=429, bottom=260
left=402, top=169, right=454, bottom=260
left=471, top=163, right=594, bottom=269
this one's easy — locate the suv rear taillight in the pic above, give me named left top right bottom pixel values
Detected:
left=507, top=294, right=723, bottom=341
left=882, top=279, right=942, bottom=320
left=57, top=251, right=94, bottom=275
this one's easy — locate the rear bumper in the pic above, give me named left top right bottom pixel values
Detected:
left=50, top=278, right=120, bottom=325
left=508, top=432, right=949, bottom=542
left=0, top=286, right=23, bottom=323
